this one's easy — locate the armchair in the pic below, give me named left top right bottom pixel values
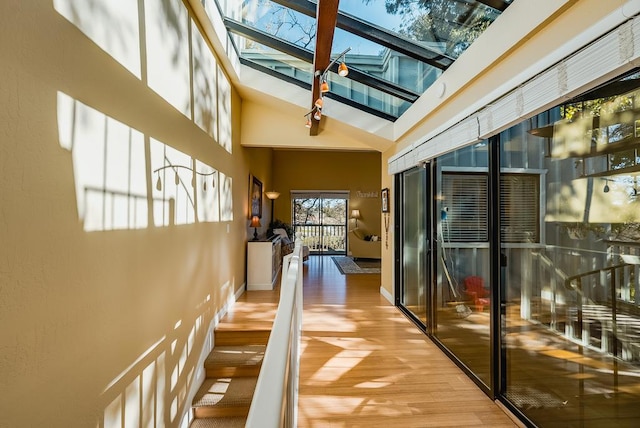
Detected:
left=348, top=229, right=381, bottom=260
left=273, top=228, right=309, bottom=261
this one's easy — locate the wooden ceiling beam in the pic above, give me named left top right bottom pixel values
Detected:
left=309, top=0, right=339, bottom=136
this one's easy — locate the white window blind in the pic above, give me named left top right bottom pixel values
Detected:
left=441, top=173, right=488, bottom=242
left=442, top=173, right=540, bottom=243
left=500, top=174, right=540, bottom=243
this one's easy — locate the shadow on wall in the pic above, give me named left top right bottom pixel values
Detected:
left=54, top=0, right=235, bottom=230
left=99, top=278, right=235, bottom=427
left=49, top=0, right=239, bottom=426
left=57, top=91, right=233, bottom=230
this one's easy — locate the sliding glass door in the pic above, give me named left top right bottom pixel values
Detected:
left=395, top=70, right=640, bottom=427
left=399, top=167, right=429, bottom=325
left=292, top=193, right=348, bottom=255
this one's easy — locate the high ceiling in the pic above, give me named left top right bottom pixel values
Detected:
left=216, top=0, right=513, bottom=135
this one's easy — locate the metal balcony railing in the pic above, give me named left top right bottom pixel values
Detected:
left=293, top=224, right=346, bottom=255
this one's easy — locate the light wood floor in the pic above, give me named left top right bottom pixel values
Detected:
left=221, top=256, right=519, bottom=427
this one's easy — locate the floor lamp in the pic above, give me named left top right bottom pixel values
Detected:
left=265, top=191, right=280, bottom=218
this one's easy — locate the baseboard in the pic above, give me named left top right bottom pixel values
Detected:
left=380, top=285, right=394, bottom=305
left=495, top=400, right=526, bottom=428
left=180, top=282, right=247, bottom=427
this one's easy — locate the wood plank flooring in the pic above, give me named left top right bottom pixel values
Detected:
left=221, top=256, right=519, bottom=427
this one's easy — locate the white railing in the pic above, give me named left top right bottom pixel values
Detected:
left=246, top=242, right=304, bottom=428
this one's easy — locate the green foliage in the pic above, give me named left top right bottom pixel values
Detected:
left=268, top=219, right=294, bottom=240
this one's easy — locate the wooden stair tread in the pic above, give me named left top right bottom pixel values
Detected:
left=214, top=329, right=271, bottom=346
left=189, top=416, right=246, bottom=428
left=205, top=345, right=265, bottom=368
left=193, top=377, right=257, bottom=408
left=204, top=345, right=265, bottom=377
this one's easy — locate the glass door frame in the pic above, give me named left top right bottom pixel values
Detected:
left=394, top=140, right=503, bottom=400
left=291, top=193, right=348, bottom=256
left=395, top=165, right=433, bottom=332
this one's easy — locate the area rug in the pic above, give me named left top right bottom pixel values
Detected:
left=331, top=256, right=381, bottom=274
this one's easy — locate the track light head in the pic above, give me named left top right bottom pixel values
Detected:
left=338, top=62, right=348, bottom=77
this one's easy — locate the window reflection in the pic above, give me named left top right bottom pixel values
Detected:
left=504, top=71, right=640, bottom=426
left=400, top=168, right=428, bottom=324
left=435, top=146, right=491, bottom=387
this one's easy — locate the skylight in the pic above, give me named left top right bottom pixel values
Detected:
left=215, top=0, right=512, bottom=121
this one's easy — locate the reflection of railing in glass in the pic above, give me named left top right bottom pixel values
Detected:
left=293, top=224, right=346, bottom=254
left=564, top=263, right=639, bottom=360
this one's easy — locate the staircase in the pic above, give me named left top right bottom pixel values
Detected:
left=189, top=328, right=272, bottom=427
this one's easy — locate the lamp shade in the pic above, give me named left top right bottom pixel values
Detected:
left=350, top=209, right=361, bottom=219
left=320, top=80, right=330, bottom=93
left=265, top=191, right=280, bottom=200
left=338, top=62, right=349, bottom=77
left=250, top=216, right=261, bottom=228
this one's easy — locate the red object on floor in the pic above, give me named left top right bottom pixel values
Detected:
left=463, top=276, right=490, bottom=311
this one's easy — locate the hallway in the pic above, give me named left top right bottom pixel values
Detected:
left=227, top=256, right=518, bottom=427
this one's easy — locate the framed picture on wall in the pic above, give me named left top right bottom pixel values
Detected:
left=249, top=175, right=263, bottom=218
left=381, top=187, right=389, bottom=213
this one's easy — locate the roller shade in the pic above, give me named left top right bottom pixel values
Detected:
left=389, top=16, right=640, bottom=176
left=290, top=191, right=349, bottom=199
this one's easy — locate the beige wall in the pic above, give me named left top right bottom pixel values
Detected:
left=380, top=151, right=395, bottom=299
left=271, top=150, right=381, bottom=236
left=0, top=2, right=264, bottom=427
left=244, top=147, right=276, bottom=235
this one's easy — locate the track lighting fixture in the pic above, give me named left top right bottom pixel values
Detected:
left=305, top=47, right=351, bottom=127
left=154, top=164, right=216, bottom=191
left=303, top=107, right=319, bottom=127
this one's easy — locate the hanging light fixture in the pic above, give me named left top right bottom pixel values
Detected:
left=313, top=109, right=322, bottom=121
left=320, top=80, right=330, bottom=93
left=314, top=97, right=323, bottom=109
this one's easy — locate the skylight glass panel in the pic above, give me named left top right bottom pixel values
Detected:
left=233, top=35, right=314, bottom=84
left=327, top=72, right=412, bottom=117
left=339, top=0, right=505, bottom=59
left=240, top=0, right=317, bottom=51
left=332, top=28, right=442, bottom=95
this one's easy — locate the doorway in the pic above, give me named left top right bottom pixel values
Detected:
left=292, top=192, right=348, bottom=255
